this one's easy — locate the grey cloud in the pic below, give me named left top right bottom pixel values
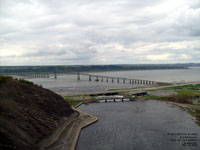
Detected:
left=0, top=0, right=200, bottom=65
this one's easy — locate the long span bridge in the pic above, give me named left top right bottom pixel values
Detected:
left=11, top=72, right=160, bottom=85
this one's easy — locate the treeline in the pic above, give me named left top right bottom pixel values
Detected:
left=0, top=63, right=193, bottom=74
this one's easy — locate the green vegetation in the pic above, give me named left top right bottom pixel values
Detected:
left=143, top=83, right=200, bottom=126
left=0, top=74, right=13, bottom=83
left=144, top=90, right=200, bottom=104
left=0, top=74, right=38, bottom=87
left=64, top=97, right=81, bottom=107
left=64, top=94, right=97, bottom=107
left=159, top=84, right=200, bottom=91
left=0, top=64, right=189, bottom=74
left=145, top=84, right=200, bottom=92
left=187, top=108, right=200, bottom=126
left=18, top=78, right=34, bottom=85
left=165, top=91, right=200, bottom=104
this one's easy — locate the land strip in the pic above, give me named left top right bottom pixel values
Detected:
left=39, top=109, right=98, bottom=150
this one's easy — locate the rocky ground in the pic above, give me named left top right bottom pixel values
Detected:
left=0, top=76, right=75, bottom=150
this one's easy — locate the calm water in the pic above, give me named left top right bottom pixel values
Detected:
left=27, top=68, right=200, bottom=94
left=77, top=100, right=200, bottom=150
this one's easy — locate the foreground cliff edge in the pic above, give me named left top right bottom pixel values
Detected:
left=0, top=75, right=97, bottom=150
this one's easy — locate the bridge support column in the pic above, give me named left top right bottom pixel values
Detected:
left=106, top=78, right=108, bottom=82
left=101, top=77, right=103, bottom=82
left=130, top=80, right=131, bottom=84
left=77, top=71, right=80, bottom=80
left=54, top=72, right=57, bottom=79
left=89, top=75, right=91, bottom=81
left=123, top=79, right=125, bottom=84
left=112, top=78, right=114, bottom=83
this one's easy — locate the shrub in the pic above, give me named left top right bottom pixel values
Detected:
left=0, top=75, right=13, bottom=84
left=18, top=78, right=34, bottom=85
left=165, top=91, right=199, bottom=104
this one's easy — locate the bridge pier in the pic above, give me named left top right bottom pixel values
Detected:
left=130, top=80, right=131, bottom=84
left=54, top=72, right=57, bottom=79
left=106, top=78, right=108, bottom=82
left=112, top=78, right=114, bottom=83
left=89, top=75, right=91, bottom=81
left=96, top=76, right=99, bottom=81
left=101, top=77, right=103, bottom=82
left=77, top=71, right=80, bottom=80
left=123, top=79, right=125, bottom=84
left=117, top=78, right=119, bottom=83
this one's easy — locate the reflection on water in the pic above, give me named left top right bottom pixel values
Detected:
left=77, top=100, right=200, bottom=150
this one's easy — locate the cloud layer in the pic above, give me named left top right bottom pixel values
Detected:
left=0, top=0, right=200, bottom=65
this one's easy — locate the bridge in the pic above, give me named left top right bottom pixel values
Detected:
left=13, top=71, right=159, bottom=85
left=82, top=74, right=156, bottom=85
left=95, top=96, right=130, bottom=102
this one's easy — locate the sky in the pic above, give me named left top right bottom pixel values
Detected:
left=0, top=0, right=200, bottom=66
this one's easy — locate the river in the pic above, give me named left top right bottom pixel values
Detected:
left=77, top=100, right=200, bottom=150
left=26, top=68, right=200, bottom=149
left=27, top=68, right=200, bottom=95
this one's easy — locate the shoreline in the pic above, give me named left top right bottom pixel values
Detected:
left=60, top=81, right=200, bottom=97
left=38, top=108, right=98, bottom=150
left=40, top=82, right=200, bottom=150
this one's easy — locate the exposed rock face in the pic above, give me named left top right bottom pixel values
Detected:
left=0, top=77, right=74, bottom=150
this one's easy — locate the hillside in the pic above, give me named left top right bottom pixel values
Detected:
left=0, top=75, right=74, bottom=150
left=0, top=63, right=190, bottom=74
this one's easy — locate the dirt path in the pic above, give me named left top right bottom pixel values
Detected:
left=38, top=109, right=98, bottom=150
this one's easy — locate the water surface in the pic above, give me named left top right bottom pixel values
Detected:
left=27, top=68, right=200, bottom=94
left=77, top=100, right=200, bottom=150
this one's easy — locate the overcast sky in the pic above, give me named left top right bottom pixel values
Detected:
left=0, top=0, right=200, bottom=65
